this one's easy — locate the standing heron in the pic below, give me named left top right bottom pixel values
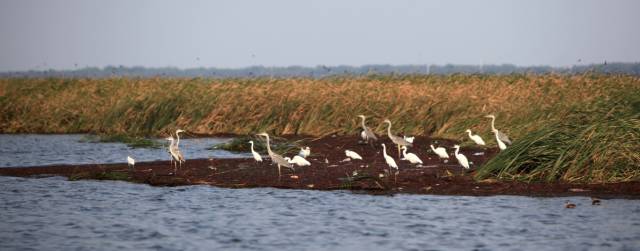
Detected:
left=249, top=140, right=263, bottom=163
left=485, top=115, right=512, bottom=145
left=357, top=115, right=378, bottom=144
left=465, top=129, right=486, bottom=146
left=453, top=145, right=469, bottom=169
left=165, top=136, right=185, bottom=174
left=256, top=132, right=294, bottom=179
left=382, top=143, right=399, bottom=184
left=175, top=129, right=186, bottom=147
left=401, top=146, right=423, bottom=165
left=383, top=119, right=413, bottom=159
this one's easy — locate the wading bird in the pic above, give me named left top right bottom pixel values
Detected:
left=465, top=129, right=485, bottom=146
left=485, top=115, right=512, bottom=145
left=165, top=136, right=185, bottom=174
left=453, top=145, right=469, bottom=169
left=298, top=146, right=310, bottom=158
left=249, top=140, right=263, bottom=163
left=285, top=156, right=311, bottom=166
left=127, top=156, right=135, bottom=170
left=401, top=146, right=422, bottom=165
left=382, top=143, right=399, bottom=183
left=357, top=115, right=378, bottom=144
left=256, top=132, right=294, bottom=178
left=492, top=130, right=507, bottom=151
left=383, top=119, right=413, bottom=158
left=430, top=144, right=449, bottom=159
left=345, top=150, right=363, bottom=160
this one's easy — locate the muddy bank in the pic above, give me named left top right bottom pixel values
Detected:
left=1, top=135, right=639, bottom=198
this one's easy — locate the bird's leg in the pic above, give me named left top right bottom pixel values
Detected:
left=397, top=144, right=402, bottom=159
left=277, top=164, right=281, bottom=182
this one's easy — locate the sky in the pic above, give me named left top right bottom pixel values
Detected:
left=0, top=0, right=639, bottom=71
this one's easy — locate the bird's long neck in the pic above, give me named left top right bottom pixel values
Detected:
left=382, top=144, right=387, bottom=157
left=250, top=142, right=255, bottom=152
left=386, top=122, right=393, bottom=138
left=264, top=135, right=273, bottom=155
left=490, top=117, right=496, bottom=131
left=455, top=147, right=460, bottom=156
left=430, top=145, right=436, bottom=151
left=360, top=117, right=366, bottom=129
left=402, top=148, right=407, bottom=157
left=467, top=131, right=473, bottom=137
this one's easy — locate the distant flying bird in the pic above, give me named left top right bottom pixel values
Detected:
left=453, top=145, right=469, bottom=169
left=285, top=156, right=311, bottom=166
left=298, top=146, right=311, bottom=158
left=430, top=144, right=449, bottom=159
left=485, top=115, right=512, bottom=145
left=357, top=115, right=378, bottom=143
left=345, top=150, right=363, bottom=160
left=249, top=140, right=263, bottom=163
left=127, top=156, right=135, bottom=170
left=256, top=132, right=294, bottom=178
left=465, top=129, right=486, bottom=146
left=383, top=119, right=413, bottom=158
left=401, top=146, right=422, bottom=165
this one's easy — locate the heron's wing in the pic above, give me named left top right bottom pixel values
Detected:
left=271, top=153, right=293, bottom=168
left=498, top=131, right=512, bottom=145
left=364, top=127, right=378, bottom=141
left=393, top=136, right=412, bottom=147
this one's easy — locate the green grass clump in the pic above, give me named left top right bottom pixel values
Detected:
left=80, top=134, right=162, bottom=148
left=210, top=135, right=301, bottom=154
left=476, top=93, right=640, bottom=183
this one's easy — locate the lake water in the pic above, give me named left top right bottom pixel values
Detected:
left=0, top=134, right=250, bottom=168
left=0, top=135, right=639, bottom=250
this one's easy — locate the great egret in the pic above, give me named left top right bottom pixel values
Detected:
left=127, top=156, right=135, bottom=170
left=430, top=144, right=449, bottom=159
left=485, top=115, right=512, bottom=145
left=248, top=140, right=263, bottom=162
left=345, top=150, right=363, bottom=160
left=298, top=146, right=310, bottom=158
left=285, top=156, right=311, bottom=166
left=383, top=119, right=413, bottom=158
left=165, top=136, right=184, bottom=174
left=465, top=129, right=486, bottom=146
left=256, top=132, right=294, bottom=178
left=491, top=130, right=507, bottom=151
left=403, top=136, right=415, bottom=144
left=357, top=115, right=378, bottom=143
left=401, top=146, right=422, bottom=164
left=453, top=145, right=469, bottom=169
left=382, top=143, right=399, bottom=184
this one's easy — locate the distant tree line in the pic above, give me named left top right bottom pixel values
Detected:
left=2, top=62, right=639, bottom=78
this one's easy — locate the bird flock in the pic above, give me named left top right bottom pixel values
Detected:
left=126, top=114, right=512, bottom=179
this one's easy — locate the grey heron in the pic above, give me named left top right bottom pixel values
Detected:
left=485, top=115, right=512, bottom=145
left=165, top=136, right=185, bottom=174
left=465, top=129, right=486, bottom=146
left=491, top=130, right=507, bottom=151
left=256, top=132, right=294, bottom=178
left=383, top=119, right=413, bottom=158
left=357, top=115, right=378, bottom=144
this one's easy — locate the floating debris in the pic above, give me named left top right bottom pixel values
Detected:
left=569, top=188, right=590, bottom=192
left=341, top=158, right=351, bottom=162
left=290, top=175, right=299, bottom=179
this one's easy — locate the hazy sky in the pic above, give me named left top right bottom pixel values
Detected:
left=1, top=0, right=639, bottom=71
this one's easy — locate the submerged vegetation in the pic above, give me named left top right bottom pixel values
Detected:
left=1, top=74, right=639, bottom=183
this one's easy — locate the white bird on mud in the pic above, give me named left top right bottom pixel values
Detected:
left=165, top=136, right=185, bottom=174
left=383, top=119, right=413, bottom=159
left=357, top=115, right=378, bottom=143
left=485, top=115, right=512, bottom=145
left=127, top=156, right=135, bottom=170
left=492, top=130, right=508, bottom=151
left=248, top=140, right=263, bottom=162
left=345, top=150, right=363, bottom=160
left=298, top=146, right=311, bottom=158
left=465, top=129, right=485, bottom=146
left=285, top=156, right=311, bottom=166
left=430, top=144, right=449, bottom=159
left=453, top=145, right=470, bottom=169
left=403, top=135, right=415, bottom=144
left=256, top=132, right=294, bottom=178
left=401, top=146, right=422, bottom=165
left=381, top=143, right=398, bottom=170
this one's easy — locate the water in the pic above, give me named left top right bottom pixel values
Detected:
left=0, top=176, right=639, bottom=251
left=0, top=134, right=250, bottom=167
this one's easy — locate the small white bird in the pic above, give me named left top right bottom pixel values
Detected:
left=127, top=156, right=135, bottom=170
left=345, top=150, right=363, bottom=160
left=401, top=146, right=423, bottom=164
left=249, top=140, right=263, bottom=162
left=403, top=135, right=415, bottom=144
left=492, top=130, right=507, bottom=151
left=285, top=156, right=311, bottom=166
left=298, top=146, right=311, bottom=158
left=453, top=145, right=470, bottom=169
left=430, top=144, right=449, bottom=159
left=381, top=143, right=398, bottom=170
left=465, top=129, right=485, bottom=146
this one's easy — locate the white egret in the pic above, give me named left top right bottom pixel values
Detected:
left=453, top=145, right=469, bottom=169
left=285, top=156, right=311, bottom=166
left=465, top=129, right=486, bottom=146
left=383, top=119, right=413, bottom=158
left=403, top=136, right=415, bottom=144
left=248, top=140, right=263, bottom=163
left=401, top=146, right=423, bottom=165
left=430, top=144, right=449, bottom=159
left=127, top=156, right=135, bottom=170
left=298, top=146, right=310, bottom=158
left=485, top=115, right=512, bottom=145
left=492, top=130, right=507, bottom=151
left=382, top=143, right=399, bottom=184
left=357, top=115, right=378, bottom=143
left=345, top=150, right=363, bottom=160
left=256, top=132, right=294, bottom=178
